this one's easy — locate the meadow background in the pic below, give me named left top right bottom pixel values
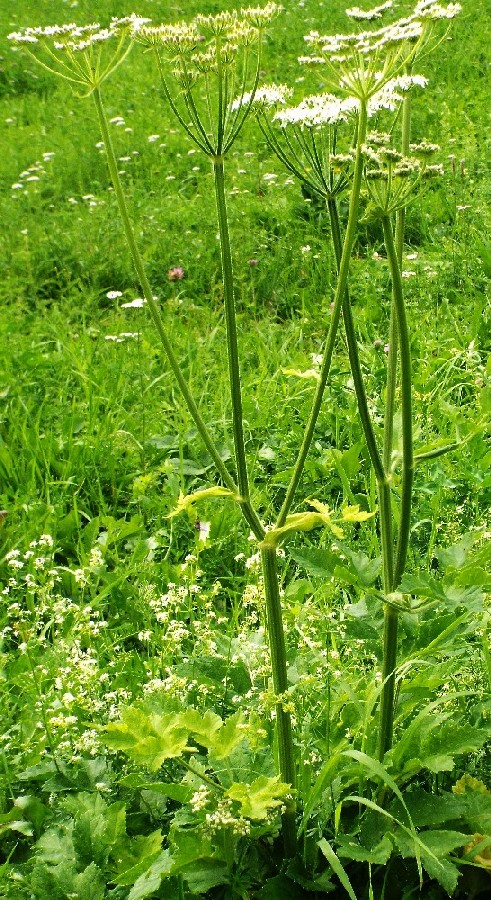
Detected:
left=1, top=0, right=491, bottom=897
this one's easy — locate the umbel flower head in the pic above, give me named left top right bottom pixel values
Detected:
left=7, top=14, right=150, bottom=94
left=300, top=0, right=461, bottom=102
left=136, top=4, right=283, bottom=157
left=246, top=87, right=358, bottom=202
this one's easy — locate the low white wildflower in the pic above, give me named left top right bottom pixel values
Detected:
left=121, top=297, right=146, bottom=308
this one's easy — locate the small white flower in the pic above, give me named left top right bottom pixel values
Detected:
left=121, top=297, right=146, bottom=308
left=106, top=290, right=123, bottom=299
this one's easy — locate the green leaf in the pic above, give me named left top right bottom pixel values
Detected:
left=168, top=487, right=236, bottom=517
left=119, top=776, right=193, bottom=803
left=72, top=863, right=106, bottom=900
left=226, top=775, right=291, bottom=820
left=289, top=547, right=338, bottom=578
left=393, top=829, right=462, bottom=895
left=318, top=839, right=357, bottom=900
left=114, top=830, right=163, bottom=886
left=128, top=850, right=174, bottom=900
left=257, top=874, right=309, bottom=898
left=336, top=833, right=392, bottom=864
left=394, top=790, right=467, bottom=827
left=104, top=706, right=192, bottom=771
left=421, top=830, right=470, bottom=856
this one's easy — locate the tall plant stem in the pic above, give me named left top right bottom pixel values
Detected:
left=276, top=102, right=369, bottom=528
left=383, top=217, right=414, bottom=587
left=261, top=546, right=297, bottom=857
left=327, top=199, right=384, bottom=484
left=93, top=88, right=264, bottom=539
left=212, top=158, right=264, bottom=539
left=378, top=215, right=414, bottom=760
left=395, top=91, right=412, bottom=266
left=383, top=89, right=412, bottom=498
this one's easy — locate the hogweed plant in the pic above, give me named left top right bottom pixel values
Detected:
left=8, top=0, right=479, bottom=888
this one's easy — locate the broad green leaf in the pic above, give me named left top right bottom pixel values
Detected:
left=289, top=547, right=338, bottom=578
left=178, top=709, right=223, bottom=744
left=257, top=874, right=309, bottom=899
left=72, top=862, right=106, bottom=900
left=183, top=861, right=230, bottom=894
left=318, top=839, right=357, bottom=900
left=104, top=707, right=193, bottom=771
left=336, top=833, right=393, bottom=865
left=114, top=830, right=164, bottom=886
left=422, top=830, right=470, bottom=857
left=119, top=777, right=193, bottom=803
left=400, top=790, right=467, bottom=827
left=35, top=828, right=77, bottom=867
left=226, top=775, right=291, bottom=820
left=393, top=829, right=461, bottom=895
left=128, top=850, right=174, bottom=900
left=177, top=709, right=246, bottom=760
left=168, top=487, right=236, bottom=517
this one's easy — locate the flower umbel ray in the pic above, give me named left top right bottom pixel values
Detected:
left=7, top=15, right=149, bottom=93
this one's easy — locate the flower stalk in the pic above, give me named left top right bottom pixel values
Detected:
left=92, top=87, right=239, bottom=500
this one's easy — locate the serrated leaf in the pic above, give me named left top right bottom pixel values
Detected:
left=128, top=850, right=174, bottom=900
left=72, top=863, right=106, bottom=900
left=226, top=775, right=291, bottom=820
left=289, top=547, right=337, bottom=577
left=396, top=790, right=467, bottom=827
left=114, top=830, right=163, bottom=885
left=336, top=833, right=393, bottom=864
left=104, top=707, right=192, bottom=771
left=168, top=487, right=236, bottom=518
left=422, top=830, right=470, bottom=856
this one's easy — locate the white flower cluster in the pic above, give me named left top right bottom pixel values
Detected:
left=8, top=15, right=150, bottom=51
left=273, top=93, right=358, bottom=128
left=232, top=83, right=293, bottom=111
left=367, top=73, right=428, bottom=113
left=302, top=0, right=461, bottom=66
left=346, top=1, right=393, bottom=20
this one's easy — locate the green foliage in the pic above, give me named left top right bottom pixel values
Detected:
left=1, top=0, right=491, bottom=897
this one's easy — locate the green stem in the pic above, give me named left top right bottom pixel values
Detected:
left=383, top=217, right=414, bottom=587
left=395, top=82, right=412, bottom=268
left=276, top=101, right=369, bottom=528
left=378, top=215, right=414, bottom=760
left=92, top=89, right=264, bottom=536
left=261, top=546, right=297, bottom=857
left=327, top=199, right=385, bottom=484
left=212, top=159, right=264, bottom=539
left=378, top=604, right=399, bottom=759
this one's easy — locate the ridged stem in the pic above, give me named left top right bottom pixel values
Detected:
left=378, top=215, right=414, bottom=759
left=383, top=217, right=414, bottom=587
left=92, top=88, right=238, bottom=498
left=212, top=158, right=264, bottom=540
left=276, top=101, right=369, bottom=528
left=260, top=546, right=297, bottom=857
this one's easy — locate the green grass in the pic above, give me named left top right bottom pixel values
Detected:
left=1, top=1, right=491, bottom=897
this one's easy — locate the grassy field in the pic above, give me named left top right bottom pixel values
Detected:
left=1, top=1, right=491, bottom=897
